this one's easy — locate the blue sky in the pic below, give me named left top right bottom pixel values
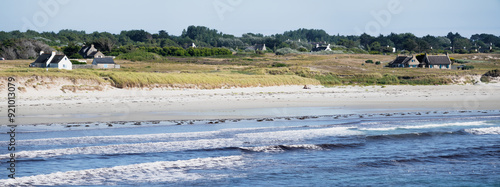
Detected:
left=1, top=0, right=499, bottom=37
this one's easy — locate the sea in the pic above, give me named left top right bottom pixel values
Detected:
left=1, top=109, right=499, bottom=186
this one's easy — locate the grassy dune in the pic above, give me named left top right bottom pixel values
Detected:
left=100, top=72, right=319, bottom=89
left=0, top=67, right=319, bottom=89
left=1, top=53, right=499, bottom=88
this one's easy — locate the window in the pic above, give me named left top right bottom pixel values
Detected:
left=104, top=64, right=108, bottom=68
left=63, top=64, right=66, bottom=68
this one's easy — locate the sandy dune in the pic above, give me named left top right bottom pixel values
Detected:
left=2, top=82, right=499, bottom=125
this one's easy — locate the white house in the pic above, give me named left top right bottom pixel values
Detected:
left=30, top=51, right=72, bottom=70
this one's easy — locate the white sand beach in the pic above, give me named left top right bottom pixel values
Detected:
left=3, top=80, right=500, bottom=125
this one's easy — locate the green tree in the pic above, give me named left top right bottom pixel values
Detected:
left=62, top=43, right=81, bottom=57
left=403, top=38, right=418, bottom=52
left=370, top=41, right=381, bottom=52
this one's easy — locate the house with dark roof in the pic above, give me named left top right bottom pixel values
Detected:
left=421, top=53, right=452, bottom=69
left=92, top=58, right=118, bottom=69
left=30, top=51, right=72, bottom=70
left=79, top=44, right=105, bottom=59
left=246, top=44, right=266, bottom=51
left=311, top=44, right=332, bottom=52
left=254, top=44, right=266, bottom=51
left=389, top=55, right=419, bottom=68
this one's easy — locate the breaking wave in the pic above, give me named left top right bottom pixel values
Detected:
left=240, top=143, right=363, bottom=153
left=366, top=131, right=464, bottom=140
left=235, top=127, right=362, bottom=142
left=0, top=127, right=362, bottom=159
left=0, top=138, right=241, bottom=160
left=465, top=127, right=500, bottom=135
left=0, top=156, right=244, bottom=186
left=360, top=121, right=489, bottom=131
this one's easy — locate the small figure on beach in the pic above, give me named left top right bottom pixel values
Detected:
left=303, top=85, right=311, bottom=89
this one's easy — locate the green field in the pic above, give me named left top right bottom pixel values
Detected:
left=2, top=53, right=499, bottom=89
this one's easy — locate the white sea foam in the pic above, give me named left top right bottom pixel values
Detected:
left=0, top=138, right=242, bottom=159
left=359, top=127, right=398, bottom=131
left=0, top=127, right=362, bottom=160
left=361, top=121, right=490, bottom=131
left=236, top=127, right=362, bottom=142
left=401, top=121, right=489, bottom=129
left=8, top=126, right=292, bottom=146
left=12, top=130, right=221, bottom=146
left=0, top=156, right=244, bottom=186
left=465, top=127, right=500, bottom=135
left=240, top=144, right=324, bottom=153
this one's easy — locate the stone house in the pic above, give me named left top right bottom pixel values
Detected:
left=79, top=44, right=105, bottom=58
left=421, top=53, right=452, bottom=69
left=389, top=55, right=420, bottom=68
left=246, top=44, right=267, bottom=51
left=92, top=58, right=118, bottom=69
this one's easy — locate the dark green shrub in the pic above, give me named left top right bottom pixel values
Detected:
left=69, top=53, right=83, bottom=59
left=70, top=60, right=86, bottom=64
left=365, top=60, right=374, bottom=64
left=462, top=65, right=474, bottom=70
left=484, top=69, right=500, bottom=77
left=273, top=63, right=287, bottom=67
left=298, top=47, right=308, bottom=52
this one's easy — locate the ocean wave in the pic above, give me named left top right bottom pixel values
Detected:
left=366, top=131, right=463, bottom=140
left=0, top=138, right=242, bottom=160
left=360, top=121, right=489, bottom=131
left=359, top=127, right=398, bottom=131
left=465, top=127, right=500, bottom=135
left=0, top=126, right=362, bottom=159
left=401, top=121, right=489, bottom=129
left=0, top=156, right=244, bottom=186
left=240, top=143, right=363, bottom=153
left=235, top=127, right=363, bottom=142
left=2, top=126, right=303, bottom=146
left=240, top=144, right=323, bottom=152
left=7, top=130, right=222, bottom=146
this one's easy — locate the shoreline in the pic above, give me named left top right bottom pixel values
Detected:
left=2, top=84, right=500, bottom=125
left=15, top=109, right=500, bottom=125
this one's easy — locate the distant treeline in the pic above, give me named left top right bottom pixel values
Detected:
left=1, top=26, right=499, bottom=59
left=143, top=47, right=231, bottom=57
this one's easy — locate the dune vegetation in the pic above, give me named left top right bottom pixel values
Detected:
left=1, top=53, right=499, bottom=89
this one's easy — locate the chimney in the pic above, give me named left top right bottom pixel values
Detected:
left=52, top=51, right=56, bottom=56
left=40, top=51, right=44, bottom=55
left=91, top=44, right=94, bottom=48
